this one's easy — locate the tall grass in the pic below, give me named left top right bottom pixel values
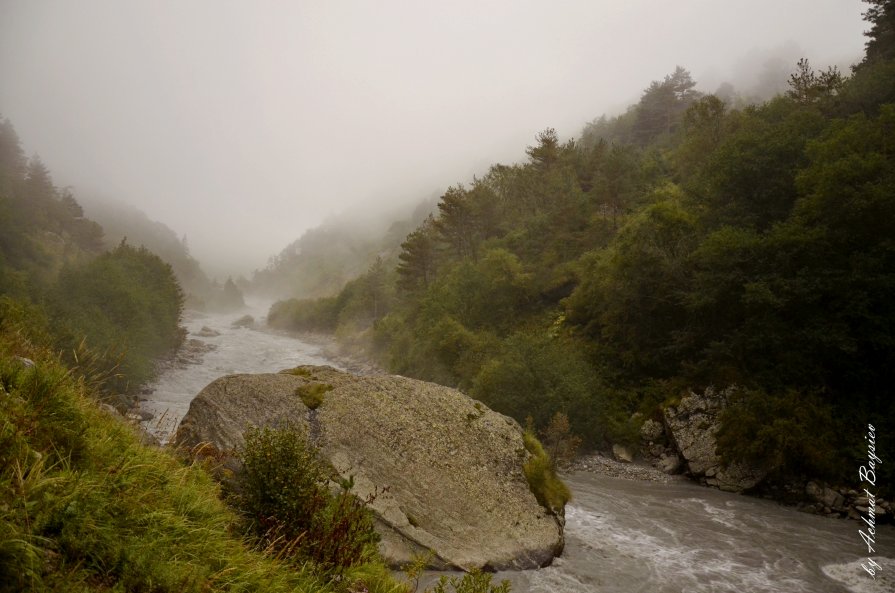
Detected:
left=0, top=309, right=405, bottom=593
left=521, top=430, right=571, bottom=514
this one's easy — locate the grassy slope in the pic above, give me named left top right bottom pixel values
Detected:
left=0, top=310, right=404, bottom=593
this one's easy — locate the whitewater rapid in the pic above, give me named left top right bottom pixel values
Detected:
left=496, top=473, right=894, bottom=593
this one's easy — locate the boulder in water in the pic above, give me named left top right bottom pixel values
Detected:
left=173, top=366, right=565, bottom=570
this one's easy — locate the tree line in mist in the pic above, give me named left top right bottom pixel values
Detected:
left=269, top=1, right=895, bottom=489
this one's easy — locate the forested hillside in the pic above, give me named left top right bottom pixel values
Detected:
left=0, top=117, right=185, bottom=394
left=78, top=198, right=252, bottom=312
left=269, top=1, right=895, bottom=488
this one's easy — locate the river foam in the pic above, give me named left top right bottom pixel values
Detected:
left=500, top=472, right=894, bottom=592
left=822, top=557, right=895, bottom=593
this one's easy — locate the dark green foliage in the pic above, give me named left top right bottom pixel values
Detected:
left=471, top=332, right=607, bottom=443
left=236, top=425, right=329, bottom=539
left=634, top=66, right=702, bottom=145
left=0, top=119, right=184, bottom=396
left=786, top=58, right=845, bottom=105
left=48, top=242, right=184, bottom=392
left=265, top=27, right=895, bottom=491
left=693, top=98, right=827, bottom=230
left=234, top=425, right=380, bottom=573
left=860, top=0, right=895, bottom=66
left=76, top=197, right=217, bottom=305
left=397, top=215, right=439, bottom=292
left=716, top=389, right=840, bottom=479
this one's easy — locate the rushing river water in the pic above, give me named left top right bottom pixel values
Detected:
left=142, top=302, right=894, bottom=593
left=138, top=300, right=342, bottom=442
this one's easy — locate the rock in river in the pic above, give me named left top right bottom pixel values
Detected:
left=173, top=365, right=564, bottom=570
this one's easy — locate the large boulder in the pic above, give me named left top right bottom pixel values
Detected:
left=662, top=387, right=766, bottom=493
left=173, top=365, right=564, bottom=570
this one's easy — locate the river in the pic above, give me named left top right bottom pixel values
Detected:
left=140, top=301, right=894, bottom=593
left=137, top=300, right=342, bottom=442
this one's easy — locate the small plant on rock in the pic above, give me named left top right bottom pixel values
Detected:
left=522, top=428, right=571, bottom=514
left=295, top=382, right=333, bottom=410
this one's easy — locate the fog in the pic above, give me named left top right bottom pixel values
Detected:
left=0, top=0, right=867, bottom=277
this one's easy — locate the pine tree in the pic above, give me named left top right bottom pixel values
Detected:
left=861, top=0, right=895, bottom=65
left=397, top=215, right=438, bottom=292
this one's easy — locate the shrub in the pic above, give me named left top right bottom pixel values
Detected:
left=716, top=388, right=841, bottom=480
left=234, top=424, right=380, bottom=573
left=48, top=242, right=184, bottom=393
left=305, top=484, right=380, bottom=573
left=235, top=425, right=328, bottom=539
left=539, top=412, right=582, bottom=468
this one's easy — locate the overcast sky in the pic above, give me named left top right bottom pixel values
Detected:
left=0, top=0, right=868, bottom=277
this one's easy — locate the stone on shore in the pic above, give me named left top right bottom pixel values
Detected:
left=663, top=387, right=767, bottom=493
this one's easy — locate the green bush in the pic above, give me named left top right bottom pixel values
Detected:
left=235, top=425, right=328, bottom=535
left=471, top=331, right=618, bottom=445
left=716, top=388, right=841, bottom=480
left=521, top=430, right=570, bottom=514
left=48, top=242, right=184, bottom=393
left=234, top=425, right=380, bottom=573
